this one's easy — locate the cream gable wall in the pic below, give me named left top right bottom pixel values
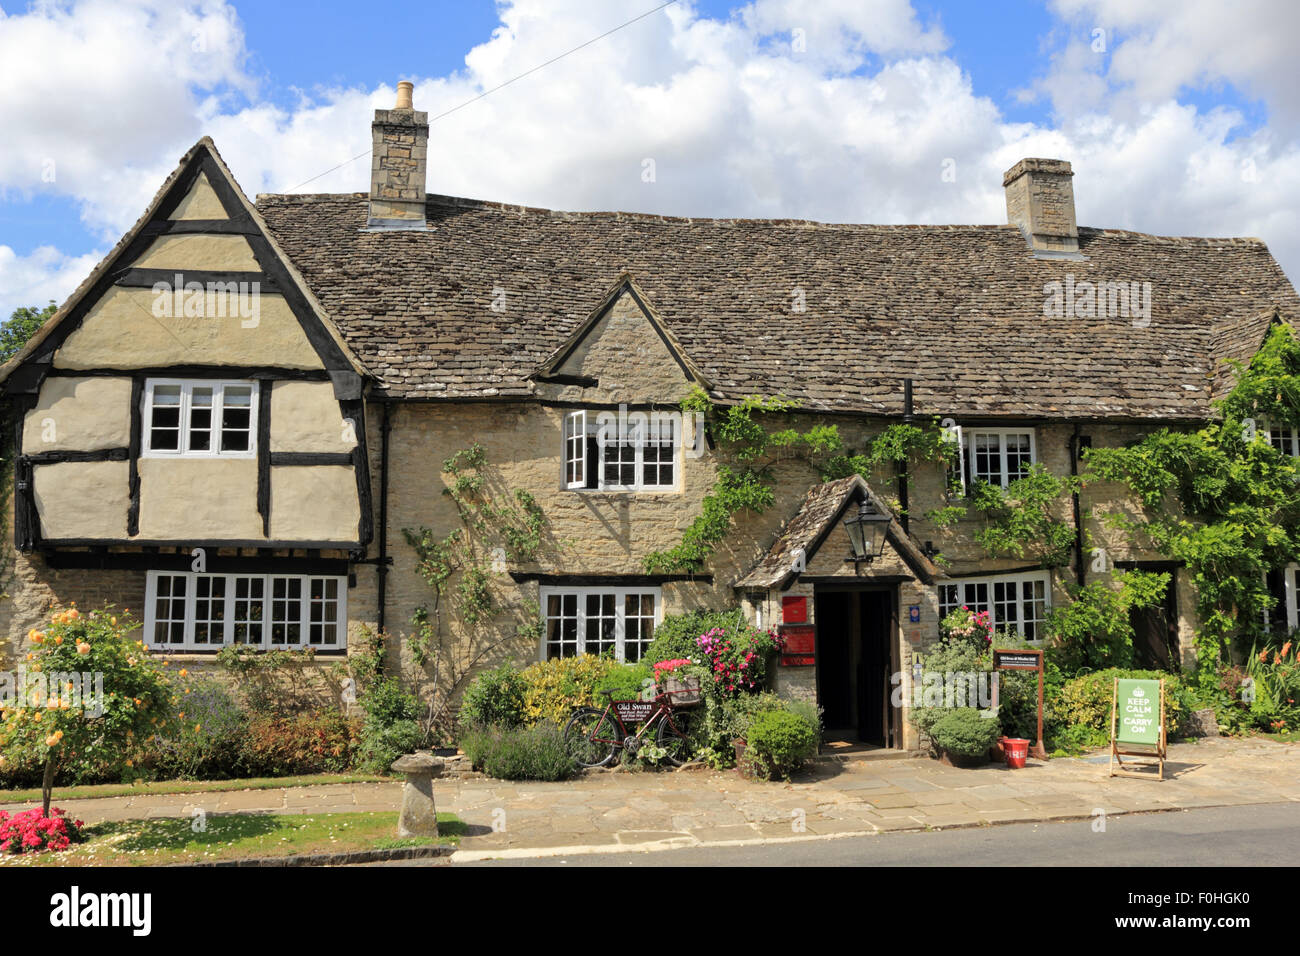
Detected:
left=132, top=234, right=261, bottom=272
left=168, top=172, right=228, bottom=220
left=53, top=287, right=323, bottom=370
left=544, top=291, right=695, bottom=405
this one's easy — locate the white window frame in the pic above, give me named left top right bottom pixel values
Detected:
left=936, top=571, right=1051, bottom=643
left=1266, top=424, right=1300, bottom=458
left=563, top=410, right=587, bottom=489
left=539, top=585, right=662, bottom=662
left=962, top=427, right=1037, bottom=490
left=145, top=570, right=347, bottom=651
left=562, top=410, right=680, bottom=492
left=143, top=378, right=259, bottom=459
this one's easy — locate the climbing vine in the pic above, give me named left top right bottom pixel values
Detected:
left=1084, top=321, right=1300, bottom=683
left=400, top=442, right=552, bottom=734
left=643, top=388, right=844, bottom=573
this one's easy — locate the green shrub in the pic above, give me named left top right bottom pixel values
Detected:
left=459, top=663, right=527, bottom=729
left=517, top=655, right=618, bottom=725
left=466, top=723, right=577, bottom=781
left=237, top=712, right=360, bottom=776
left=458, top=724, right=498, bottom=769
left=360, top=677, right=420, bottom=726
left=928, top=707, right=1000, bottom=757
left=1049, top=668, right=1191, bottom=738
left=599, top=661, right=655, bottom=702
left=357, top=718, right=423, bottom=774
left=744, top=709, right=818, bottom=779
left=1044, top=571, right=1170, bottom=675
left=709, top=691, right=784, bottom=749
left=148, top=677, right=248, bottom=780
left=784, top=699, right=824, bottom=748
left=1047, top=722, right=1110, bottom=756
left=643, top=608, right=746, bottom=664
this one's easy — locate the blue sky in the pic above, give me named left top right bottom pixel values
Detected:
left=1, top=0, right=1296, bottom=316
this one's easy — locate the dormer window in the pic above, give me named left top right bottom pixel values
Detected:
left=144, top=379, right=258, bottom=458
left=563, top=409, right=678, bottom=491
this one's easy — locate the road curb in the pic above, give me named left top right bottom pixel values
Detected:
left=188, top=843, right=456, bottom=867
left=447, top=800, right=1265, bottom=863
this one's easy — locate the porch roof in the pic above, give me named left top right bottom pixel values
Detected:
left=733, top=475, right=941, bottom=591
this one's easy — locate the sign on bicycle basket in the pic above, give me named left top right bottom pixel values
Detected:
left=613, top=700, right=656, bottom=722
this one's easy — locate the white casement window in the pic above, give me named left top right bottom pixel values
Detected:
left=1266, top=425, right=1300, bottom=457
left=145, top=571, right=346, bottom=651
left=143, top=379, right=257, bottom=458
left=958, top=428, right=1036, bottom=489
left=564, top=410, right=587, bottom=489
left=562, top=410, right=678, bottom=491
left=937, top=571, right=1051, bottom=642
left=540, top=586, right=662, bottom=662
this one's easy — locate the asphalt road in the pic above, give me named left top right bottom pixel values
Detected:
left=450, top=802, right=1300, bottom=866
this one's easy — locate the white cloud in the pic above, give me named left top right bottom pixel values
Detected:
left=0, top=243, right=104, bottom=318
left=2, top=0, right=1300, bottom=320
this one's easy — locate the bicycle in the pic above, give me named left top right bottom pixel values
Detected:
left=563, top=679, right=701, bottom=768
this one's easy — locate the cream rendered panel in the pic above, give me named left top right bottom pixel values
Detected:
left=269, top=466, right=360, bottom=542
left=270, top=381, right=357, bottom=452
left=33, top=461, right=130, bottom=539
left=22, top=377, right=133, bottom=453
left=132, top=234, right=261, bottom=272
left=137, top=458, right=263, bottom=539
left=53, top=288, right=323, bottom=370
left=168, top=173, right=229, bottom=220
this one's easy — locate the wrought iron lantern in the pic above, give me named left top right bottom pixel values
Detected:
left=843, top=499, right=891, bottom=565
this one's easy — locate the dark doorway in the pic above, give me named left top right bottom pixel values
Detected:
left=814, top=588, right=896, bottom=747
left=1130, top=570, right=1179, bottom=671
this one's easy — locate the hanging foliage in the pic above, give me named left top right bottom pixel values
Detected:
left=1085, top=321, right=1300, bottom=683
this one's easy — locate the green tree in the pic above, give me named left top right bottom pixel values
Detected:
left=0, top=302, right=54, bottom=363
left=0, top=607, right=180, bottom=814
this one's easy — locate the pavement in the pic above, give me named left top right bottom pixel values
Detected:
left=5, top=737, right=1297, bottom=861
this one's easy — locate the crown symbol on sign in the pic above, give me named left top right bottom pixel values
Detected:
left=1132, top=687, right=1145, bottom=697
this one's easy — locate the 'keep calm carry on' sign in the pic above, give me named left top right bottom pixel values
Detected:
left=1116, top=679, right=1161, bottom=745
left=1110, top=677, right=1166, bottom=779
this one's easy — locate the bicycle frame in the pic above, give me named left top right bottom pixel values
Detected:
left=591, top=692, right=685, bottom=748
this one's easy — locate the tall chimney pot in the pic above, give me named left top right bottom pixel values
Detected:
left=395, top=81, right=414, bottom=110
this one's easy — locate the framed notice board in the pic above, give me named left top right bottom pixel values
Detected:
left=1109, top=678, right=1166, bottom=779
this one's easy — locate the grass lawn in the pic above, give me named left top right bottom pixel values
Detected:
left=0, top=811, right=464, bottom=866
left=0, top=772, right=393, bottom=805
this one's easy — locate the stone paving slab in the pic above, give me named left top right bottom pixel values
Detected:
left=2, top=737, right=1294, bottom=857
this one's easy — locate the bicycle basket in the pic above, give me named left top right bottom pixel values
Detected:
left=665, top=676, right=702, bottom=707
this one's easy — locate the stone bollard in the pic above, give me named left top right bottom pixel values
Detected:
left=391, top=752, right=444, bottom=837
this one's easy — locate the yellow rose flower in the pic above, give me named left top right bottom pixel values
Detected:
left=54, top=636, right=63, bottom=645
left=76, top=642, right=91, bottom=655
left=45, top=734, right=60, bottom=747
left=179, top=668, right=188, bottom=677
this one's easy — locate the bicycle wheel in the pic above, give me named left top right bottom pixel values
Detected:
left=656, top=709, right=698, bottom=767
left=563, top=708, right=619, bottom=768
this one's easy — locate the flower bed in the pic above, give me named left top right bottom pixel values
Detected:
left=0, top=807, right=85, bottom=854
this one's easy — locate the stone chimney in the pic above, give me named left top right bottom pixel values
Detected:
left=368, top=81, right=428, bottom=230
left=1003, top=158, right=1078, bottom=255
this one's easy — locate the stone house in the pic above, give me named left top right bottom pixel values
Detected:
left=2, top=83, right=1297, bottom=751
